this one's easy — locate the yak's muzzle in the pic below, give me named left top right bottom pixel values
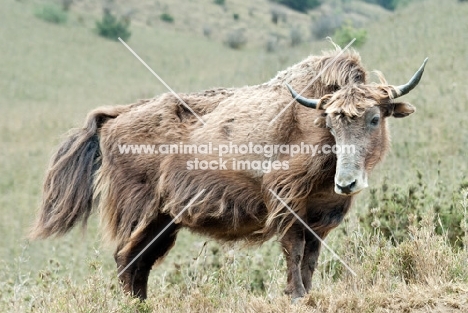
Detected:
left=334, top=169, right=368, bottom=195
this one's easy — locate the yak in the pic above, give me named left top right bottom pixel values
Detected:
left=30, top=47, right=427, bottom=300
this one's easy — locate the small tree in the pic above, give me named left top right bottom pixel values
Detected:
left=96, top=11, right=131, bottom=41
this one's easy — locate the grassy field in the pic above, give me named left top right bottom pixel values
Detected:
left=1, top=0, right=468, bottom=312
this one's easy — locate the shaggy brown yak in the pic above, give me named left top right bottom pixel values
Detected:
left=30, top=48, right=427, bottom=300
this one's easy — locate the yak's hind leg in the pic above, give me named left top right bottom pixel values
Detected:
left=115, top=214, right=179, bottom=300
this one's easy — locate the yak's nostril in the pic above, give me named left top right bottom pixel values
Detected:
left=336, top=180, right=356, bottom=194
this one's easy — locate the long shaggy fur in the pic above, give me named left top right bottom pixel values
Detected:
left=29, top=43, right=427, bottom=300
left=31, top=47, right=390, bottom=249
left=30, top=105, right=130, bottom=239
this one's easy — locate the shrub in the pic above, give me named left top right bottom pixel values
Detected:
left=362, top=0, right=412, bottom=11
left=311, top=13, right=343, bottom=39
left=271, top=0, right=321, bottom=13
left=290, top=27, right=303, bottom=47
left=271, top=10, right=278, bottom=24
left=160, top=13, right=174, bottom=23
left=203, top=26, right=212, bottom=38
left=360, top=172, right=467, bottom=247
left=265, top=35, right=279, bottom=52
left=214, top=0, right=226, bottom=5
left=233, top=13, right=239, bottom=20
left=225, top=29, right=247, bottom=49
left=96, top=11, right=131, bottom=42
left=34, top=4, right=68, bottom=24
left=270, top=8, right=287, bottom=24
left=62, top=0, right=73, bottom=11
left=333, top=22, right=367, bottom=48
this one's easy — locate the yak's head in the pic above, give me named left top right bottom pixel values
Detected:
left=287, top=58, right=428, bottom=195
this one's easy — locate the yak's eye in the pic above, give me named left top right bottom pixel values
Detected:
left=370, top=115, right=380, bottom=127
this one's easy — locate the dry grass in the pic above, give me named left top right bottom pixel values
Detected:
left=1, top=0, right=468, bottom=311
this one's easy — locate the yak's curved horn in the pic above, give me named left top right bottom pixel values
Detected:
left=286, top=84, right=320, bottom=109
left=393, top=58, right=428, bottom=98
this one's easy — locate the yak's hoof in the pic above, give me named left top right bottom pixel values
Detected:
left=290, top=289, right=306, bottom=304
left=291, top=296, right=304, bottom=305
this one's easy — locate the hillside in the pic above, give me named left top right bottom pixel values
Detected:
left=48, top=0, right=390, bottom=49
left=1, top=0, right=468, bottom=312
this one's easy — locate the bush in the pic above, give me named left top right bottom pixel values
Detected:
left=362, top=0, right=411, bottom=11
left=233, top=13, right=239, bottom=20
left=290, top=27, right=303, bottom=47
left=265, top=35, right=279, bottom=52
left=270, top=8, right=287, bottom=24
left=62, top=0, right=73, bottom=11
left=311, top=14, right=343, bottom=39
left=34, top=4, right=68, bottom=24
left=333, top=22, right=367, bottom=48
left=360, top=172, right=467, bottom=247
left=271, top=0, right=321, bottom=13
left=160, top=13, right=174, bottom=23
left=96, top=11, right=131, bottom=42
left=214, top=0, right=226, bottom=5
left=203, top=26, right=212, bottom=38
left=225, top=29, right=247, bottom=49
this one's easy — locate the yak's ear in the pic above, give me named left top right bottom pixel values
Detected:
left=391, top=101, right=416, bottom=118
left=314, top=113, right=327, bottom=128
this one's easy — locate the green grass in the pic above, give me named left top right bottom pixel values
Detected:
left=1, top=0, right=468, bottom=311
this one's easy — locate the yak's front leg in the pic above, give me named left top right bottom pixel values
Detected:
left=281, top=223, right=306, bottom=299
left=300, top=230, right=323, bottom=292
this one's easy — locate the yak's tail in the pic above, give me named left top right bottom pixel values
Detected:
left=30, top=107, right=123, bottom=240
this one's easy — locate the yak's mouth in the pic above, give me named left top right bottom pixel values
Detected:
left=334, top=172, right=368, bottom=195
left=334, top=185, right=366, bottom=196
